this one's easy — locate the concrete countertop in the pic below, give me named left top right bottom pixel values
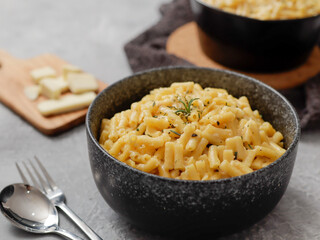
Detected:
left=0, top=1, right=319, bottom=239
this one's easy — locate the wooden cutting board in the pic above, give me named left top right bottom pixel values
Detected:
left=0, top=50, right=107, bottom=135
left=167, top=22, right=320, bottom=90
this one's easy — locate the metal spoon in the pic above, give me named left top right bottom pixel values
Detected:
left=0, top=183, right=83, bottom=240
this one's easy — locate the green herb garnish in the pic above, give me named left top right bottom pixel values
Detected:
left=234, top=152, right=238, bottom=159
left=170, top=130, right=181, bottom=136
left=175, top=98, right=199, bottom=116
left=248, top=144, right=253, bottom=149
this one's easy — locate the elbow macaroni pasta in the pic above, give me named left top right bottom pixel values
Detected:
left=99, top=82, right=286, bottom=180
left=201, top=0, right=320, bottom=20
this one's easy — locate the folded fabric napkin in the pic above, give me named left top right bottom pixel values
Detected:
left=124, top=0, right=320, bottom=130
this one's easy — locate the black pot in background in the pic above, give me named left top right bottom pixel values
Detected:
left=86, top=67, right=300, bottom=238
left=190, top=0, right=320, bottom=73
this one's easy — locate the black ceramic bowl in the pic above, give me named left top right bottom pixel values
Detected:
left=190, top=0, right=320, bottom=72
left=86, top=67, right=300, bottom=238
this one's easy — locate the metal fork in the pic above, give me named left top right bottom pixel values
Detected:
left=16, top=157, right=103, bottom=240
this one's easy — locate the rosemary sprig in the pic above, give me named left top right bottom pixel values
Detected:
left=170, top=130, right=181, bottom=136
left=175, top=98, right=199, bottom=116
left=175, top=109, right=189, bottom=115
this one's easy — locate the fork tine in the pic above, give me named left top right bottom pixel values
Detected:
left=15, top=162, right=29, bottom=185
left=34, top=156, right=57, bottom=189
left=28, top=160, right=52, bottom=193
left=22, top=162, right=41, bottom=190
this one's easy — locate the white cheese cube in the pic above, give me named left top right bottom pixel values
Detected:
left=37, top=92, right=96, bottom=116
left=40, top=77, right=69, bottom=99
left=24, top=85, right=41, bottom=101
left=55, top=77, right=69, bottom=92
left=40, top=78, right=62, bottom=99
left=62, top=64, right=82, bottom=80
left=67, top=73, right=98, bottom=94
left=30, top=67, right=56, bottom=84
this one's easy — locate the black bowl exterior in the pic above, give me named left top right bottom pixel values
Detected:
left=190, top=0, right=320, bottom=72
left=86, top=67, right=300, bottom=237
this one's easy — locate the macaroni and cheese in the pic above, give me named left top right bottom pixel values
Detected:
left=99, top=82, right=286, bottom=180
left=201, top=0, right=320, bottom=20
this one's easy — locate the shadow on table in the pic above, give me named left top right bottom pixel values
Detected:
left=8, top=225, right=60, bottom=239
left=219, top=185, right=319, bottom=240
left=300, top=127, right=320, bottom=142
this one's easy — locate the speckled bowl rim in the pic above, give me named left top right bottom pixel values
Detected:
left=194, top=0, right=320, bottom=23
left=86, top=66, right=301, bottom=185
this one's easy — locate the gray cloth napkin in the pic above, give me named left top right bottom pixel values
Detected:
left=124, top=0, right=320, bottom=130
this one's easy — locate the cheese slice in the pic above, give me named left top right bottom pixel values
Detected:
left=30, top=67, right=56, bottom=84
left=24, top=85, right=41, bottom=101
left=62, top=64, right=82, bottom=80
left=67, top=73, right=98, bottom=94
left=37, top=91, right=96, bottom=116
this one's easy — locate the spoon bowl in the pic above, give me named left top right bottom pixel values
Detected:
left=0, top=183, right=83, bottom=240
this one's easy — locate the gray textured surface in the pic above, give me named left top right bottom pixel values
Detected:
left=0, top=1, right=319, bottom=240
